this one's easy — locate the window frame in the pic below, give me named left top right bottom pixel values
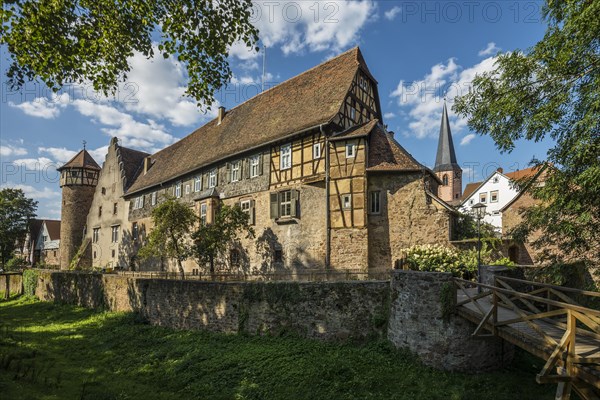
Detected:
left=194, top=176, right=201, bottom=192
left=345, top=143, right=356, bottom=158
left=313, top=143, right=322, bottom=159
left=209, top=170, right=217, bottom=188
left=200, top=203, right=207, bottom=225
left=185, top=184, right=191, bottom=195
left=280, top=190, right=292, bottom=217
left=111, top=225, right=119, bottom=243
left=151, top=191, right=157, bottom=206
left=175, top=182, right=182, bottom=198
left=342, top=194, right=352, bottom=210
left=249, top=155, right=260, bottom=178
left=490, top=190, right=499, bottom=203
left=280, top=144, right=292, bottom=170
left=369, top=191, right=381, bottom=214
left=231, top=161, right=241, bottom=182
left=479, top=193, right=487, bottom=203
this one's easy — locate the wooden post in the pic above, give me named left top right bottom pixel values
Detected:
left=492, top=288, right=498, bottom=336
left=3, top=274, right=9, bottom=300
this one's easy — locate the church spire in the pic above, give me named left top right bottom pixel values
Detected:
left=433, top=101, right=459, bottom=172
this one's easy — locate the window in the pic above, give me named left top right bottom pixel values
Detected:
left=111, top=225, right=119, bottom=243
left=42, top=235, right=47, bottom=242
left=350, top=100, right=357, bottom=122
left=442, top=174, right=449, bottom=186
left=53, top=250, right=57, bottom=257
left=185, top=184, right=191, bottom=195
left=492, top=176, right=500, bottom=184
left=93, top=251, right=97, bottom=259
left=480, top=193, right=487, bottom=203
left=280, top=191, right=292, bottom=217
left=133, top=196, right=144, bottom=210
left=313, top=143, right=322, bottom=159
left=280, top=144, right=291, bottom=170
left=92, top=228, right=100, bottom=243
left=230, top=249, right=240, bottom=266
left=151, top=191, right=157, bottom=206
left=98, top=206, right=102, bottom=217
left=209, top=170, right=217, bottom=188
left=469, top=199, right=474, bottom=205
left=240, top=200, right=255, bottom=225
left=132, top=222, right=139, bottom=240
left=101, top=187, right=106, bottom=195
left=270, top=190, right=299, bottom=219
left=194, top=176, right=201, bottom=192
left=492, top=210, right=501, bottom=216
left=345, top=143, right=356, bottom=158
left=113, top=203, right=118, bottom=215
left=200, top=203, right=207, bottom=225
left=490, top=191, right=499, bottom=203
left=274, top=249, right=283, bottom=263
left=112, top=249, right=116, bottom=258
left=175, top=182, right=182, bottom=198
left=250, top=155, right=260, bottom=178
left=342, top=194, right=352, bottom=210
left=231, top=161, right=241, bottom=182
left=369, top=191, right=381, bottom=214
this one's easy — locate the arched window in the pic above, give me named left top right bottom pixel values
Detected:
left=442, top=174, right=449, bottom=186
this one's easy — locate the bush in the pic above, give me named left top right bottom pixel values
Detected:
left=23, top=269, right=39, bottom=297
left=5, top=256, right=28, bottom=271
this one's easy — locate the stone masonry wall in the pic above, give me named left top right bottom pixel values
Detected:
left=34, top=271, right=390, bottom=341
left=0, top=273, right=23, bottom=298
left=388, top=270, right=513, bottom=372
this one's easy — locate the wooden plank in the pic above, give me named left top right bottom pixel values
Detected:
left=473, top=306, right=495, bottom=337
left=496, top=308, right=568, bottom=327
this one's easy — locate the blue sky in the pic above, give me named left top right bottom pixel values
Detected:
left=0, top=0, right=553, bottom=219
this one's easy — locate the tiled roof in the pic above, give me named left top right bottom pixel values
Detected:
left=118, top=146, right=149, bottom=190
left=44, top=220, right=61, bottom=240
left=127, top=47, right=369, bottom=195
left=367, top=124, right=425, bottom=172
left=505, top=166, right=539, bottom=181
left=461, top=182, right=481, bottom=201
left=57, top=149, right=101, bottom=171
left=330, top=119, right=378, bottom=140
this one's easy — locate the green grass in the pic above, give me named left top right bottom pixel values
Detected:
left=0, top=297, right=555, bottom=400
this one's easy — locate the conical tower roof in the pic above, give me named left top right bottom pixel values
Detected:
left=57, top=149, right=101, bottom=171
left=433, top=102, right=460, bottom=172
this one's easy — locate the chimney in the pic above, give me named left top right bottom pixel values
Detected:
left=144, top=156, right=152, bottom=175
left=497, top=167, right=504, bottom=174
left=217, top=106, right=226, bottom=125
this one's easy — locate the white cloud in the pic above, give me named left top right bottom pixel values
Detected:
left=71, top=100, right=175, bottom=151
left=12, top=157, right=58, bottom=171
left=384, top=6, right=401, bottom=20
left=229, top=41, right=260, bottom=60
left=384, top=112, right=396, bottom=119
left=0, top=144, right=28, bottom=157
left=391, top=56, right=497, bottom=139
left=0, top=183, right=60, bottom=200
left=8, top=93, right=70, bottom=119
left=252, top=0, right=376, bottom=55
left=460, top=134, right=476, bottom=146
left=478, top=42, right=501, bottom=57
left=37, top=147, right=77, bottom=164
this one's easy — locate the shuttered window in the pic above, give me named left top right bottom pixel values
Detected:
left=270, top=190, right=299, bottom=219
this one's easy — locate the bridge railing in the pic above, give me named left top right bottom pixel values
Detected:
left=453, top=277, right=600, bottom=398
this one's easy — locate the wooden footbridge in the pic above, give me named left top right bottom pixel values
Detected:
left=455, top=276, right=600, bottom=400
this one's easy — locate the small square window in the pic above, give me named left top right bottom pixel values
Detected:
left=346, top=144, right=356, bottom=158
left=342, top=194, right=352, bottom=210
left=313, top=143, right=321, bottom=159
left=490, top=191, right=499, bottom=203
left=479, top=193, right=487, bottom=203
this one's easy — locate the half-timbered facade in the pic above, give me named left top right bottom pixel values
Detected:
left=60, top=47, right=456, bottom=273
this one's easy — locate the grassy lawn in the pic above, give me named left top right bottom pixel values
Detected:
left=0, top=297, right=555, bottom=400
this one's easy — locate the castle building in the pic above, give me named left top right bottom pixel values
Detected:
left=59, top=48, right=456, bottom=273
left=433, top=102, right=462, bottom=203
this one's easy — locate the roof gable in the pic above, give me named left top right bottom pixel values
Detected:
left=367, top=124, right=425, bottom=172
left=58, top=149, right=101, bottom=171
left=127, top=47, right=368, bottom=195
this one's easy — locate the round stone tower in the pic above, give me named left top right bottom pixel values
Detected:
left=58, top=148, right=100, bottom=269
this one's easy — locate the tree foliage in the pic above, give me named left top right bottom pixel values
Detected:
left=454, top=0, right=600, bottom=263
left=192, top=204, right=254, bottom=274
left=0, top=0, right=258, bottom=106
left=138, top=197, right=196, bottom=278
left=0, top=188, right=37, bottom=266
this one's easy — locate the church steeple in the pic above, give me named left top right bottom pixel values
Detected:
left=433, top=101, right=462, bottom=202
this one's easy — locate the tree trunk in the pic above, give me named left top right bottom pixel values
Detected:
left=177, top=259, right=184, bottom=280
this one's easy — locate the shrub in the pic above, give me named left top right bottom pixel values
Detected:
left=489, top=257, right=516, bottom=267
left=5, top=256, right=28, bottom=271
left=23, top=269, right=39, bottom=297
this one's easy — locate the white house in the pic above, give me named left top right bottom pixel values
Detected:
left=460, top=167, right=538, bottom=232
left=34, top=220, right=61, bottom=266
